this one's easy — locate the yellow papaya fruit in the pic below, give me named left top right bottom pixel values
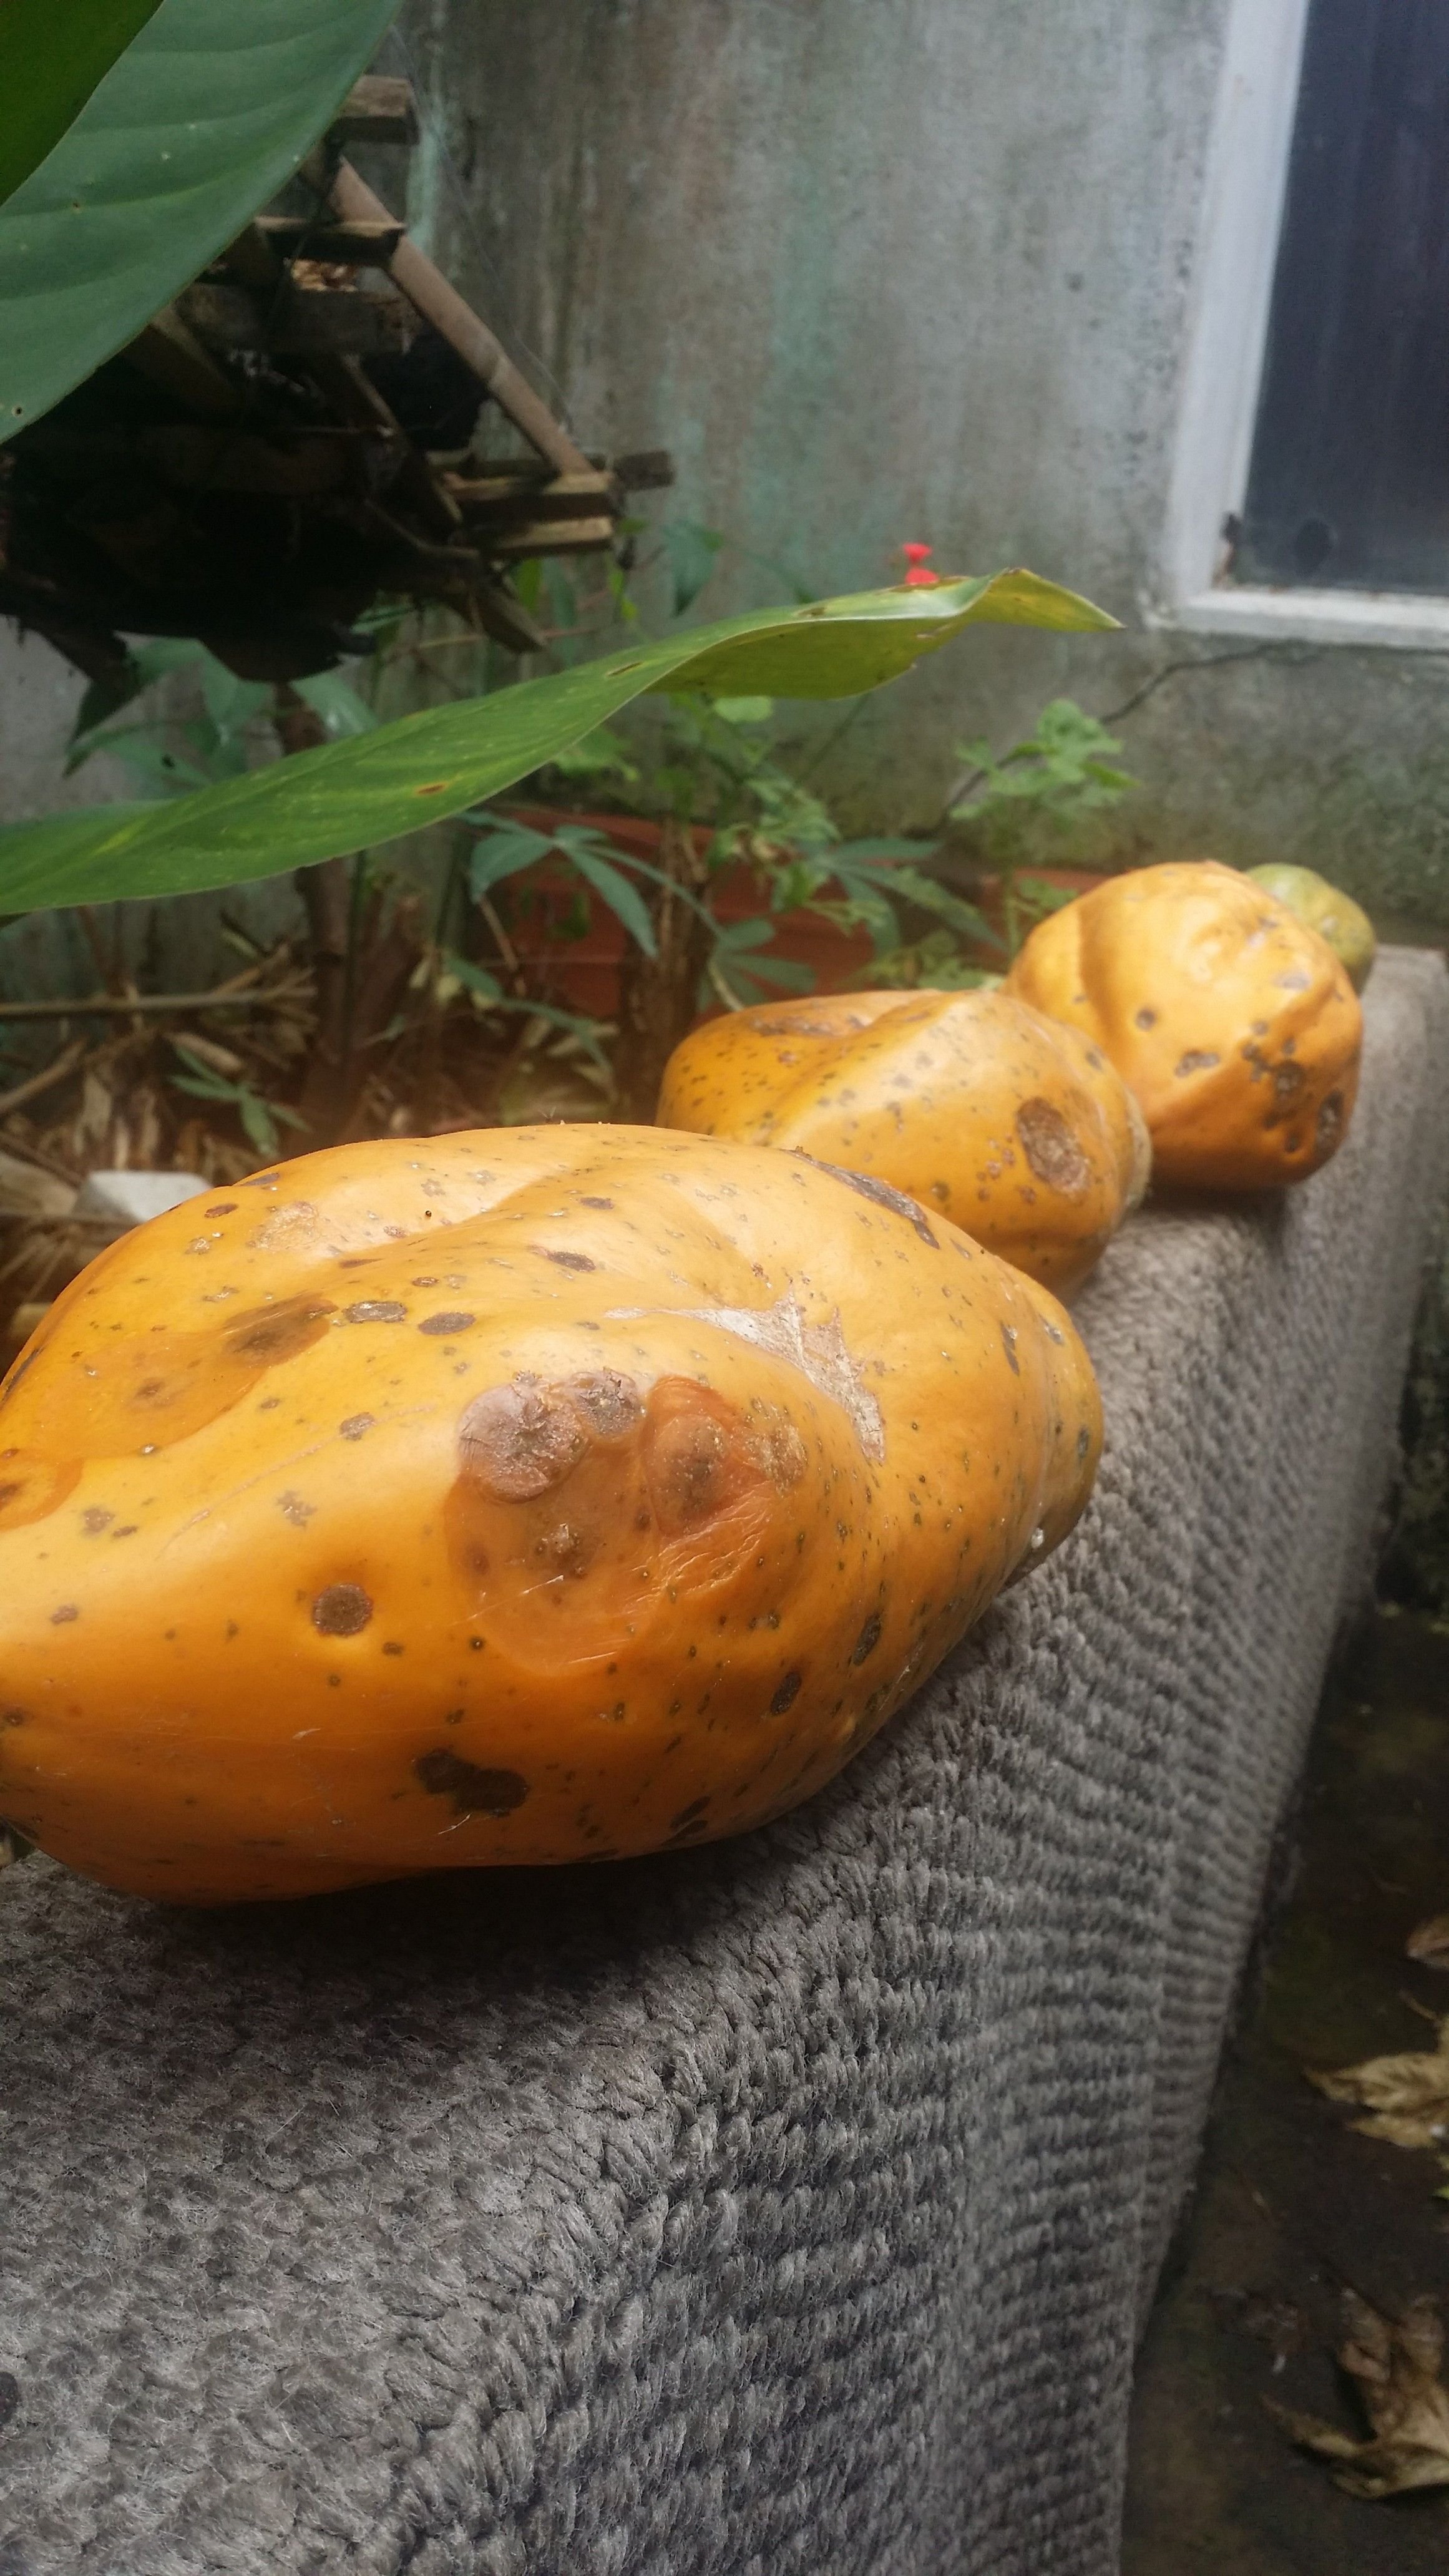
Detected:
left=0, top=1125, right=1101, bottom=1903
left=657, top=987, right=1151, bottom=1295
left=1007, top=860, right=1363, bottom=1191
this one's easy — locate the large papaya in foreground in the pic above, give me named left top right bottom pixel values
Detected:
left=656, top=987, right=1151, bottom=1295
left=1007, top=859, right=1364, bottom=1191
left=0, top=1126, right=1100, bottom=1903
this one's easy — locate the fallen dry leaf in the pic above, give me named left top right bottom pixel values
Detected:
left=1309, top=2018, right=1449, bottom=2150
left=1408, top=1913, right=1449, bottom=1971
left=1271, top=2291, right=1449, bottom=2498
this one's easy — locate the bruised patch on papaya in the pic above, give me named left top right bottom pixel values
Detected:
left=1015, top=1096, right=1090, bottom=1193
left=458, top=1378, right=589, bottom=1500
left=0, top=1451, right=81, bottom=1533
left=414, top=1750, right=530, bottom=1815
left=643, top=1380, right=772, bottom=1539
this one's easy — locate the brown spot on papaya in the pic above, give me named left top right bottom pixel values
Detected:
left=770, top=1669, right=803, bottom=1714
left=343, top=1300, right=408, bottom=1325
left=670, top=1795, right=711, bottom=1830
left=851, top=1611, right=882, bottom=1664
left=458, top=1378, right=589, bottom=1500
left=1, top=1706, right=27, bottom=1727
left=1015, top=1096, right=1090, bottom=1194
left=419, top=1311, right=475, bottom=1337
left=1000, top=1323, right=1020, bottom=1375
left=51, top=1604, right=79, bottom=1625
left=80, top=1506, right=113, bottom=1535
left=805, top=1157, right=939, bottom=1244
left=312, top=1583, right=373, bottom=1638
left=578, top=1195, right=613, bottom=1209
left=534, top=1246, right=597, bottom=1272
left=1173, top=1050, right=1221, bottom=1077
left=339, top=1413, right=374, bottom=1441
left=414, top=1750, right=530, bottom=1815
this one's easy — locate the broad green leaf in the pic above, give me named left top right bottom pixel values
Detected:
left=0, top=0, right=401, bottom=439
left=0, top=570, right=1115, bottom=912
left=0, top=0, right=163, bottom=208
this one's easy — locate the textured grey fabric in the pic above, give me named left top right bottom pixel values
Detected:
left=2, top=949, right=1446, bottom=2576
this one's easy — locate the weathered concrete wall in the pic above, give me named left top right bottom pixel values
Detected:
left=394, top=0, right=1449, bottom=930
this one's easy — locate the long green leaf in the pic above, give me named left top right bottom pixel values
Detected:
left=0, top=0, right=165, bottom=208
left=0, top=570, right=1115, bottom=913
left=0, top=0, right=401, bottom=439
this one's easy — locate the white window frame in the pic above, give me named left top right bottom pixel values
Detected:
left=1153, top=0, right=1449, bottom=651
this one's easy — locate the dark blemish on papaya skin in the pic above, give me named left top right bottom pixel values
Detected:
left=225, top=1296, right=336, bottom=1362
left=1000, top=1323, right=1020, bottom=1375
left=414, top=1750, right=529, bottom=1815
left=339, top=1414, right=374, bottom=1441
left=1, top=1705, right=27, bottom=1726
left=444, top=1708, right=464, bottom=1727
left=670, top=1795, right=710, bottom=1830
left=312, top=1583, right=373, bottom=1638
left=1134, top=1007, right=1158, bottom=1030
left=806, top=1156, right=939, bottom=1246
left=51, top=1604, right=79, bottom=1625
left=343, top=1300, right=408, bottom=1325
left=419, top=1311, right=475, bottom=1337
left=771, top=1669, right=803, bottom=1715
left=578, top=1196, right=613, bottom=1209
left=383, top=1642, right=404, bottom=1656
left=205, top=1203, right=238, bottom=1217
left=851, top=1612, right=882, bottom=1664
left=534, top=1246, right=597, bottom=1272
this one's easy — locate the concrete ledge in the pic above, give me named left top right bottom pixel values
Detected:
left=2, top=950, right=1447, bottom=2576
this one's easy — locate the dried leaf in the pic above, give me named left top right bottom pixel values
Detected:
left=1271, top=2292, right=1449, bottom=2498
left=1309, top=2017, right=1449, bottom=2150
left=1407, top=1913, right=1449, bottom=1971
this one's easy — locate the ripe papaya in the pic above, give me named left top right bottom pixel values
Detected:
left=1007, top=859, right=1363, bottom=1191
left=657, top=987, right=1150, bottom=1295
left=0, top=1125, right=1101, bottom=1903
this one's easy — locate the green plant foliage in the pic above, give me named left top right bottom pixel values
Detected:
left=167, top=1040, right=309, bottom=1160
left=0, top=0, right=164, bottom=208
left=0, top=571, right=1114, bottom=915
left=0, top=0, right=401, bottom=440
left=949, top=696, right=1138, bottom=955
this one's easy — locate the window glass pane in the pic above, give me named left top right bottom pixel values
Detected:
left=1237, top=0, right=1449, bottom=593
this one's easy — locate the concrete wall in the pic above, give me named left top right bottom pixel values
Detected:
left=391, top=0, right=1449, bottom=932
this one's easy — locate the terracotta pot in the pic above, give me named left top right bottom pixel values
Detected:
left=489, top=809, right=876, bottom=1021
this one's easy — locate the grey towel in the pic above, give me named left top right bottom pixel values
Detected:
left=2, top=949, right=1446, bottom=2576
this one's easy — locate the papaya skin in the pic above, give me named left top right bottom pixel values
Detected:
left=657, top=987, right=1151, bottom=1296
left=0, top=1126, right=1100, bottom=1905
left=1007, top=859, right=1364, bottom=1192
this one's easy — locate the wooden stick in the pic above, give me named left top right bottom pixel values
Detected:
left=0, top=988, right=310, bottom=1023
left=0, top=1039, right=89, bottom=1116
left=308, top=154, right=593, bottom=479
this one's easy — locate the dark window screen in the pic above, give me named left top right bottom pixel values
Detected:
left=1236, top=0, right=1449, bottom=592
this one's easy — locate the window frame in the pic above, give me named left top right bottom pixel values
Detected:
left=1156, top=0, right=1449, bottom=650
